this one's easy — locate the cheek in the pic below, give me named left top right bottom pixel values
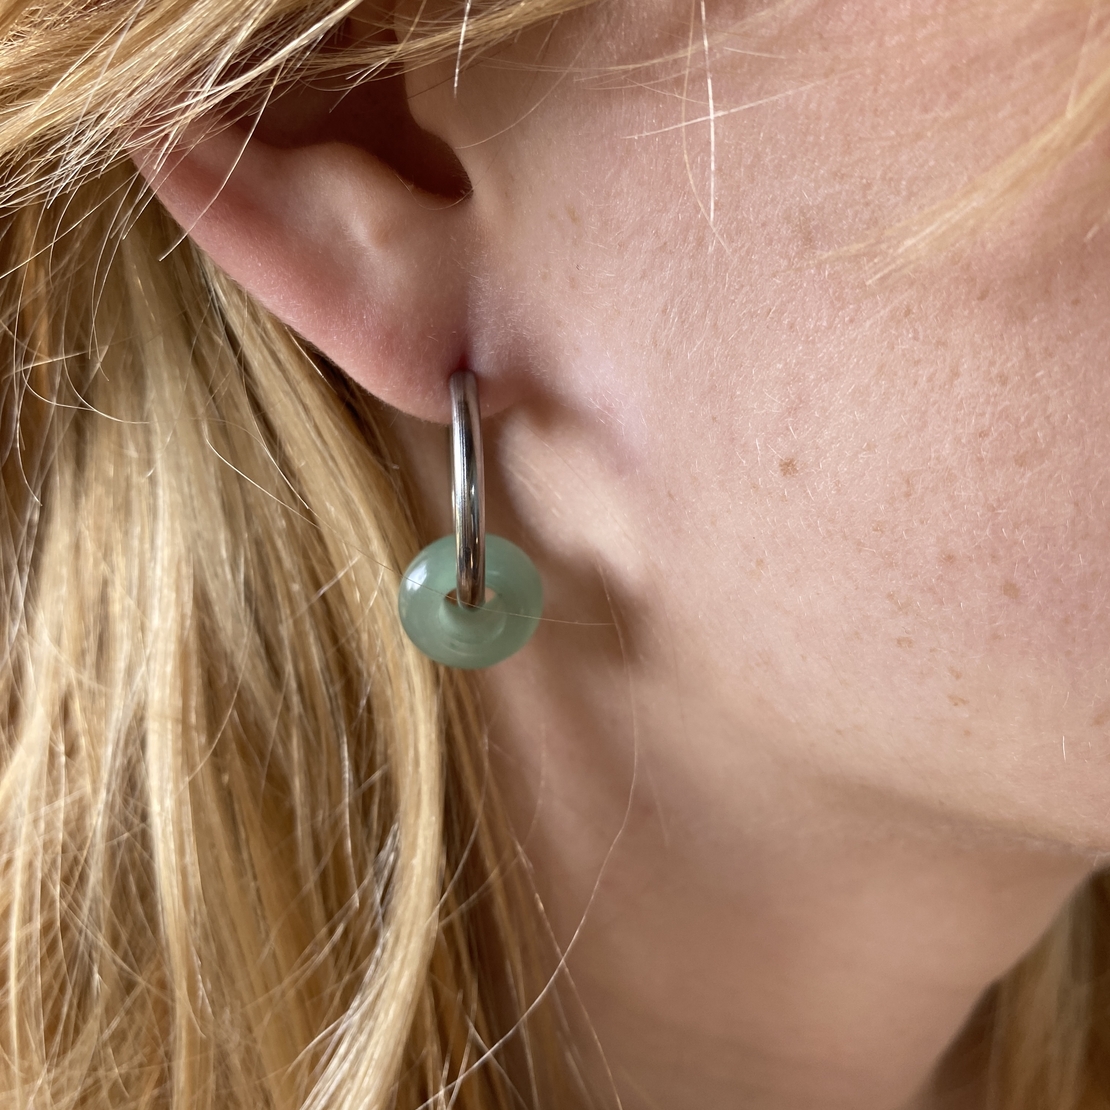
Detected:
left=675, top=255, right=1110, bottom=681
left=635, top=240, right=1110, bottom=843
left=514, top=170, right=1110, bottom=840
left=534, top=99, right=1110, bottom=687
left=816, top=247, right=1110, bottom=680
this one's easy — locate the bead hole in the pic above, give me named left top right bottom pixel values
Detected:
left=446, top=587, right=497, bottom=607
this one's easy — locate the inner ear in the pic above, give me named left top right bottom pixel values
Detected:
left=249, top=36, right=471, bottom=201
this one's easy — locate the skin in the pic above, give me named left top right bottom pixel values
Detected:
left=140, top=0, right=1110, bottom=1105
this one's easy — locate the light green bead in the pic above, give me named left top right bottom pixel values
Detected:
left=398, top=535, right=543, bottom=669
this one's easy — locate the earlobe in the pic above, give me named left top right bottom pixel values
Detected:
left=133, top=109, right=474, bottom=422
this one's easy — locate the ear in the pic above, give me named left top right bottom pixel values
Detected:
left=132, top=62, right=478, bottom=423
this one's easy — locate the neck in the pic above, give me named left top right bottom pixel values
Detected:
left=485, top=647, right=1092, bottom=1110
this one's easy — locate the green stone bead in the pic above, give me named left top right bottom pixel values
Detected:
left=398, top=535, right=543, bottom=669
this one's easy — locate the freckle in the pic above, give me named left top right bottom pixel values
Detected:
left=566, top=204, right=581, bottom=225
left=903, top=475, right=914, bottom=499
left=896, top=636, right=914, bottom=649
left=940, top=552, right=956, bottom=565
left=1002, top=581, right=1020, bottom=600
left=886, top=592, right=911, bottom=614
left=976, top=286, right=990, bottom=301
left=977, top=428, right=989, bottom=439
left=903, top=304, right=913, bottom=317
left=948, top=667, right=963, bottom=680
left=1014, top=452, right=1029, bottom=468
left=963, top=728, right=972, bottom=737
left=1091, top=707, right=1110, bottom=727
left=779, top=458, right=799, bottom=477
left=949, top=694, right=970, bottom=707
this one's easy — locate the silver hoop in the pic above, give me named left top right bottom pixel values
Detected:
left=450, top=370, right=485, bottom=608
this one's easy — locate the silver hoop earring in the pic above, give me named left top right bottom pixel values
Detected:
left=398, top=371, right=543, bottom=669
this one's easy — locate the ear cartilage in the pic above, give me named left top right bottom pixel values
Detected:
left=398, top=371, right=542, bottom=669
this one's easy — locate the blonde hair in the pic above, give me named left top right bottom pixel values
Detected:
left=0, top=4, right=593, bottom=1109
left=0, top=2, right=1108, bottom=1109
